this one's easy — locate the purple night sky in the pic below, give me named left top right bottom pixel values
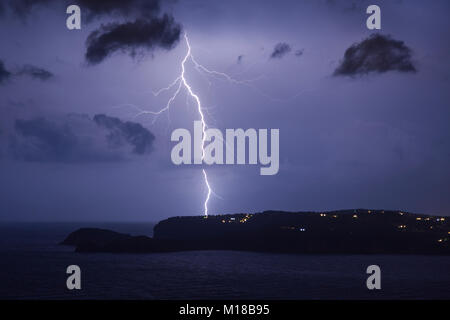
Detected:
left=0, top=0, right=449, bottom=221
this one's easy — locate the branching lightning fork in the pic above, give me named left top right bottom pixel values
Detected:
left=149, top=33, right=214, bottom=217
left=128, top=33, right=306, bottom=217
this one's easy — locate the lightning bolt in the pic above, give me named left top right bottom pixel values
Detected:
left=149, top=33, right=213, bottom=217
left=178, top=33, right=212, bottom=217
left=120, top=32, right=310, bottom=217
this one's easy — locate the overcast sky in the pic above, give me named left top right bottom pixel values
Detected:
left=0, top=0, right=449, bottom=221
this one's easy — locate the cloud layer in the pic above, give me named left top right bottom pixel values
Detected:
left=334, top=34, right=417, bottom=76
left=0, top=60, right=53, bottom=85
left=1, top=1, right=182, bottom=65
left=93, top=114, right=155, bottom=155
left=16, top=65, right=54, bottom=80
left=295, top=49, right=304, bottom=57
left=270, top=42, right=291, bottom=59
left=0, top=60, right=11, bottom=84
left=85, top=15, right=182, bottom=64
left=9, top=114, right=155, bottom=162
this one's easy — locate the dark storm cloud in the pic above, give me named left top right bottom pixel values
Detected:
left=16, top=65, right=54, bottom=81
left=10, top=114, right=155, bottom=162
left=0, top=60, right=12, bottom=84
left=85, top=15, right=182, bottom=65
left=270, top=42, right=291, bottom=59
left=0, top=1, right=182, bottom=65
left=334, top=34, right=417, bottom=76
left=93, top=114, right=155, bottom=155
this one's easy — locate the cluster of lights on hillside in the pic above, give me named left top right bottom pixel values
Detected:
left=221, top=214, right=253, bottom=224
left=211, top=210, right=449, bottom=245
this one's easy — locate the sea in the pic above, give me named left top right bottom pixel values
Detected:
left=0, top=222, right=449, bottom=300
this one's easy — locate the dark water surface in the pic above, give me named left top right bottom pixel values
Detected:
left=0, top=223, right=449, bottom=299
